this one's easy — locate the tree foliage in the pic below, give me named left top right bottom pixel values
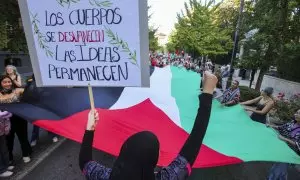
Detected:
left=148, top=26, right=160, bottom=52
left=276, top=0, right=300, bottom=82
left=167, top=0, right=233, bottom=56
left=214, top=0, right=240, bottom=32
left=148, top=4, right=160, bottom=52
left=239, top=0, right=300, bottom=89
left=0, top=0, right=27, bottom=52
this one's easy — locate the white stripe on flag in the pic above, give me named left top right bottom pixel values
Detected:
left=110, top=66, right=181, bottom=127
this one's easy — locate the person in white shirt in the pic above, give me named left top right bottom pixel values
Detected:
left=221, top=66, right=230, bottom=92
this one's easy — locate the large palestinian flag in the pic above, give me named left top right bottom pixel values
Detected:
left=1, top=66, right=300, bottom=168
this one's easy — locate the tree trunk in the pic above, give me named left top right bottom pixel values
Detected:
left=255, top=33, right=275, bottom=91
left=249, top=69, right=256, bottom=88
left=255, top=68, right=267, bottom=91
left=277, top=0, right=289, bottom=64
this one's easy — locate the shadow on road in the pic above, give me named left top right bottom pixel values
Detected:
left=21, top=140, right=300, bottom=180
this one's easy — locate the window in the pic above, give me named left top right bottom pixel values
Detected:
left=4, top=57, right=22, bottom=67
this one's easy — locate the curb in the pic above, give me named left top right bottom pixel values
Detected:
left=12, top=138, right=66, bottom=180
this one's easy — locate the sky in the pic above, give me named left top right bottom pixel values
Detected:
left=148, top=0, right=188, bottom=36
left=148, top=0, right=222, bottom=36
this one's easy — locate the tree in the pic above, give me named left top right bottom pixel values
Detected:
left=240, top=0, right=298, bottom=90
left=168, top=0, right=233, bottom=58
left=148, top=4, right=160, bottom=52
left=0, top=0, right=27, bottom=52
left=276, top=0, right=300, bottom=82
left=214, top=0, right=240, bottom=33
left=148, top=26, right=160, bottom=52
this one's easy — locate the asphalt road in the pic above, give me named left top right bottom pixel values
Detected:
left=2, top=94, right=299, bottom=180
left=20, top=139, right=300, bottom=180
left=3, top=124, right=60, bottom=180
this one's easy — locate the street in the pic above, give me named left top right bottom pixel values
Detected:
left=2, top=78, right=299, bottom=180
left=4, top=81, right=300, bottom=180
left=3, top=124, right=61, bottom=180
left=16, top=139, right=300, bottom=180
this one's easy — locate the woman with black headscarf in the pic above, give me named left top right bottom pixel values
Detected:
left=79, top=71, right=217, bottom=180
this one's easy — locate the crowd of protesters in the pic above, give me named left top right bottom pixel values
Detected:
left=150, top=52, right=299, bottom=180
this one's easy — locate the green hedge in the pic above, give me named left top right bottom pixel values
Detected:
left=239, top=86, right=260, bottom=102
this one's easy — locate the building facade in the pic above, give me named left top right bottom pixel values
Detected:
left=156, top=32, right=168, bottom=46
left=0, top=51, right=33, bottom=78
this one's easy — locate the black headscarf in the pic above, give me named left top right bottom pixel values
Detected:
left=109, top=131, right=160, bottom=180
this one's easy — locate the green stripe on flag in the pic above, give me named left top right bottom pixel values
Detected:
left=170, top=66, right=300, bottom=164
left=170, top=66, right=200, bottom=132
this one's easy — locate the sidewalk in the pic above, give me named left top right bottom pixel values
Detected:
left=233, top=76, right=252, bottom=87
left=3, top=124, right=64, bottom=180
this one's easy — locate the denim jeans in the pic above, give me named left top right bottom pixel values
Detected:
left=0, top=135, right=9, bottom=173
left=268, top=163, right=289, bottom=180
left=31, top=125, right=57, bottom=142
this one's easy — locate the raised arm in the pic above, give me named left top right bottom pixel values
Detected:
left=155, top=72, right=216, bottom=179
left=79, top=110, right=111, bottom=179
left=14, top=75, right=22, bottom=88
left=240, top=96, right=262, bottom=105
left=79, top=110, right=98, bottom=170
left=179, top=71, right=217, bottom=166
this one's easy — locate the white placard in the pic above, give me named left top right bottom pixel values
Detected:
left=18, top=0, right=150, bottom=87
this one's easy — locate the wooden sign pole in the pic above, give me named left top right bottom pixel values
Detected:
left=88, top=84, right=95, bottom=110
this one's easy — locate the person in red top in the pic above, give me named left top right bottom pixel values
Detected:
left=151, top=58, right=157, bottom=67
left=183, top=62, right=187, bottom=68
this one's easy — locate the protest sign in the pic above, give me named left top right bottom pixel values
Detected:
left=18, top=0, right=149, bottom=87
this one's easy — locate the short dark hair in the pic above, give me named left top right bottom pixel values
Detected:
left=233, top=80, right=240, bottom=86
left=263, top=87, right=274, bottom=96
